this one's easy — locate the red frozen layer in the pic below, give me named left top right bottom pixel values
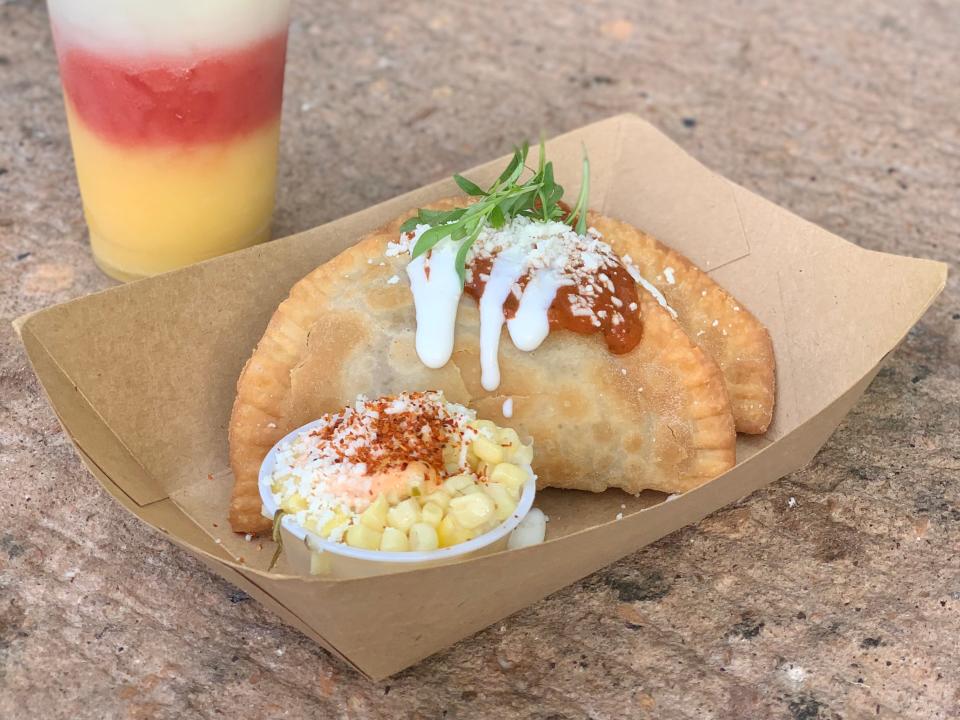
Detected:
left=56, top=32, right=287, bottom=145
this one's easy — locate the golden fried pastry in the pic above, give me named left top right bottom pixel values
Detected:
left=228, top=201, right=738, bottom=534
left=587, top=213, right=776, bottom=434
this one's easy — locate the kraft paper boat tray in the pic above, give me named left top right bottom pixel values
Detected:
left=15, top=115, right=947, bottom=680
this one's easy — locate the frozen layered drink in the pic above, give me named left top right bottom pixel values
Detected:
left=48, top=0, right=291, bottom=280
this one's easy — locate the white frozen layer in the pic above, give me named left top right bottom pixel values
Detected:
left=48, top=0, right=291, bottom=55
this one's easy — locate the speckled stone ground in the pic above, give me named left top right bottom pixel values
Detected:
left=1, top=0, right=958, bottom=718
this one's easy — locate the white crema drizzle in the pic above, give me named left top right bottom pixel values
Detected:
left=389, top=217, right=677, bottom=391
left=402, top=233, right=461, bottom=369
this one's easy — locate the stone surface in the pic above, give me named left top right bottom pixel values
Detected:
left=1, top=0, right=958, bottom=718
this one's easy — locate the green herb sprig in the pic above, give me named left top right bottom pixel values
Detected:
left=399, top=139, right=590, bottom=286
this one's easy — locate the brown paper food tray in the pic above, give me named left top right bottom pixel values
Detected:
left=15, top=115, right=946, bottom=680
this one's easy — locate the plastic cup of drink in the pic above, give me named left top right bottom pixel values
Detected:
left=47, top=0, right=292, bottom=280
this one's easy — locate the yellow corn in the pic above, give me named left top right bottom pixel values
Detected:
left=466, top=447, right=481, bottom=471
left=310, top=552, right=332, bottom=575
left=320, top=510, right=351, bottom=537
left=403, top=460, right=437, bottom=490
left=468, top=419, right=498, bottom=435
left=483, top=482, right=518, bottom=521
left=442, top=443, right=462, bottom=474
left=438, top=514, right=475, bottom=547
left=490, top=462, right=527, bottom=490
left=345, top=523, right=382, bottom=551
left=471, top=435, right=504, bottom=464
left=449, top=492, right=496, bottom=529
left=282, top=493, right=308, bottom=513
left=359, top=494, right=388, bottom=531
left=379, top=526, right=409, bottom=552
left=444, top=473, right=475, bottom=495
left=421, top=502, right=444, bottom=528
left=497, top=427, right=522, bottom=453
left=408, top=522, right=440, bottom=551
left=423, top=490, right=451, bottom=509
left=386, top=497, right=420, bottom=532
left=511, top=443, right=533, bottom=466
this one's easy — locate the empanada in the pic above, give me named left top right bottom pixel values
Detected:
left=228, top=201, right=739, bottom=534
left=587, top=214, right=776, bottom=434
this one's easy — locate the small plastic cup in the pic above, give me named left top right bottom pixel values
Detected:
left=259, top=418, right=537, bottom=578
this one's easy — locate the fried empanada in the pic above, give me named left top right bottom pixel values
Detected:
left=587, top=213, right=775, bottom=434
left=228, top=201, right=738, bottom=534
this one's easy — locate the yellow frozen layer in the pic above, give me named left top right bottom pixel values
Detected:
left=65, top=104, right=281, bottom=279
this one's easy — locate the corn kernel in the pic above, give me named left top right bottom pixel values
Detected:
left=301, top=516, right=321, bottom=534
left=497, top=427, right=522, bottom=452
left=449, top=492, right=496, bottom=529
left=360, top=494, right=388, bottom=531
left=423, top=490, right=451, bottom=509
left=379, top=526, right=409, bottom=552
left=469, top=419, right=498, bottom=435
left=386, top=497, right=420, bottom=532
left=444, top=474, right=475, bottom=494
left=491, top=462, right=527, bottom=490
left=320, top=510, right=351, bottom=537
left=421, top=502, right=444, bottom=528
left=483, top=482, right=518, bottom=521
left=345, top=523, right=382, bottom=550
left=403, top=460, right=437, bottom=491
left=471, top=435, right=504, bottom=464
left=283, top=493, right=308, bottom=513
left=442, top=443, right=462, bottom=473
left=438, top=513, right=475, bottom=547
left=309, top=552, right=332, bottom=575
left=408, top=522, right=440, bottom=551
left=442, top=442, right=460, bottom=460
left=511, top=443, right=533, bottom=466
left=466, top=447, right=481, bottom=471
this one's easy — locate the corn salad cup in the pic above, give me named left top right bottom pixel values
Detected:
left=258, top=393, right=539, bottom=578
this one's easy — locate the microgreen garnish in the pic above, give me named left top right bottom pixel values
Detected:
left=267, top=509, right=287, bottom=572
left=564, top=147, right=590, bottom=236
left=399, top=139, right=591, bottom=286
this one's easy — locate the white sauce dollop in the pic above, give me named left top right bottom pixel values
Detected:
left=507, top=269, right=563, bottom=351
left=479, top=250, right=526, bottom=391
left=407, top=240, right=462, bottom=368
